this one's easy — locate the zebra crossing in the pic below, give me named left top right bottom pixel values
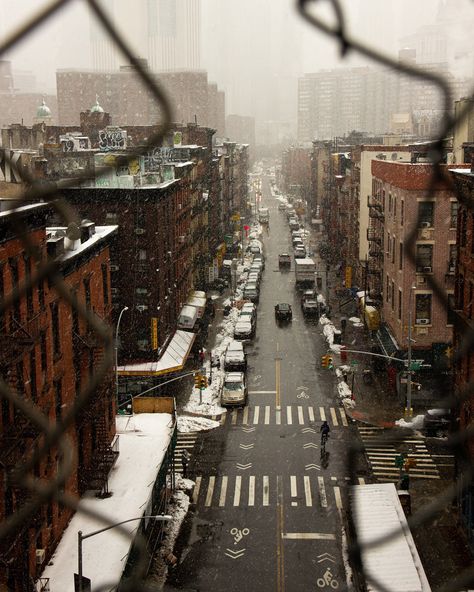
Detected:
left=190, top=473, right=357, bottom=510
left=209, top=405, right=349, bottom=428
left=174, top=431, right=198, bottom=475
left=358, top=426, right=452, bottom=482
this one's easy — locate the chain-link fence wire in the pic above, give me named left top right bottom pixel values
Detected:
left=297, top=1, right=474, bottom=590
left=0, top=0, right=473, bottom=590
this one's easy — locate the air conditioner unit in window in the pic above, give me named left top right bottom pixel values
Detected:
left=423, top=266, right=432, bottom=273
left=111, top=288, right=118, bottom=295
left=36, top=549, right=46, bottom=565
left=178, top=235, right=185, bottom=243
left=135, top=228, right=145, bottom=235
left=416, top=318, right=430, bottom=325
left=420, top=221, right=431, bottom=228
left=110, top=264, right=119, bottom=272
left=136, top=305, right=148, bottom=312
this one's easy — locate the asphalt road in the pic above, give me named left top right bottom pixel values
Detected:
left=165, top=175, right=359, bottom=592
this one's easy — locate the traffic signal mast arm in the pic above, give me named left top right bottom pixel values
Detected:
left=334, top=349, right=408, bottom=364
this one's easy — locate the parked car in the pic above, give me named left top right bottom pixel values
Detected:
left=248, top=272, right=260, bottom=286
left=253, top=254, right=265, bottom=270
left=221, top=371, right=248, bottom=407
left=302, top=298, right=319, bottom=316
left=289, top=220, right=300, bottom=231
left=224, top=340, right=247, bottom=371
left=278, top=201, right=288, bottom=211
left=279, top=253, right=292, bottom=268
left=275, top=303, right=293, bottom=322
left=423, top=408, right=451, bottom=437
left=234, top=319, right=254, bottom=340
left=239, top=302, right=257, bottom=327
left=294, top=247, right=307, bottom=258
left=243, top=287, right=259, bottom=303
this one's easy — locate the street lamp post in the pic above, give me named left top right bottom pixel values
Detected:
left=77, top=515, right=172, bottom=591
left=115, top=306, right=129, bottom=404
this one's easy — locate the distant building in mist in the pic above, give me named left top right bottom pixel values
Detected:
left=225, top=114, right=255, bottom=149
left=56, top=66, right=225, bottom=135
left=91, top=0, right=201, bottom=72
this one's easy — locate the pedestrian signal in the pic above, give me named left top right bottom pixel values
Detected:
left=194, top=373, right=202, bottom=388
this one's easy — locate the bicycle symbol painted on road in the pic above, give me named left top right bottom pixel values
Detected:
left=296, top=386, right=309, bottom=398
left=316, top=567, right=339, bottom=588
left=230, top=527, right=249, bottom=545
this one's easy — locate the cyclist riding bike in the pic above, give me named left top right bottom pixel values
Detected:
left=320, top=420, right=330, bottom=445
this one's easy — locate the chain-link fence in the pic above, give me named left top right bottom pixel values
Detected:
left=0, top=0, right=473, bottom=590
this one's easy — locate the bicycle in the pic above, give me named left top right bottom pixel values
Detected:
left=320, top=431, right=329, bottom=452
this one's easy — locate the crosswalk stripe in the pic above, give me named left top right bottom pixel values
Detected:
left=298, top=406, right=304, bottom=425
left=219, top=476, right=228, bottom=507
left=263, top=475, right=269, bottom=506
left=287, top=406, right=293, bottom=424
left=308, top=406, right=315, bottom=422
left=334, top=486, right=342, bottom=511
left=318, top=476, right=327, bottom=508
left=220, top=413, right=226, bottom=425
left=249, top=476, right=255, bottom=506
left=234, top=475, right=242, bottom=506
left=231, top=410, right=238, bottom=425
left=304, top=476, right=312, bottom=507
left=265, top=405, right=270, bottom=425
left=243, top=407, right=249, bottom=424
left=276, top=409, right=281, bottom=425
left=330, top=407, right=338, bottom=427
left=339, top=407, right=348, bottom=426
left=253, top=405, right=260, bottom=425
left=358, top=477, right=365, bottom=485
left=320, top=407, right=326, bottom=421
left=205, top=476, right=215, bottom=507
left=192, top=476, right=202, bottom=504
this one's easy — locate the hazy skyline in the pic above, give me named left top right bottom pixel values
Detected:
left=0, top=0, right=472, bottom=128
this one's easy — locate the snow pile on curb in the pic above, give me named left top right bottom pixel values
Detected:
left=178, top=415, right=221, bottom=433
left=395, top=415, right=425, bottom=430
left=349, top=316, right=364, bottom=328
left=319, top=314, right=342, bottom=353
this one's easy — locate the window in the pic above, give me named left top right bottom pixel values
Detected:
left=447, top=293, right=456, bottom=325
left=386, top=274, right=390, bottom=302
left=0, top=263, right=5, bottom=332
left=400, top=200, right=404, bottom=225
left=392, top=236, right=395, bottom=264
left=469, top=282, right=473, bottom=319
left=391, top=281, right=395, bottom=311
left=138, top=249, right=147, bottom=261
left=105, top=211, right=119, bottom=224
left=101, top=264, right=109, bottom=305
left=460, top=211, right=467, bottom=247
left=40, top=331, right=47, bottom=371
left=54, top=379, right=62, bottom=419
left=50, top=301, right=61, bottom=357
left=416, top=244, right=433, bottom=272
left=393, top=196, right=397, bottom=219
left=24, top=256, right=33, bottom=316
left=399, top=242, right=403, bottom=270
left=83, top=278, right=91, bottom=308
left=448, top=244, right=457, bottom=273
left=398, top=289, right=402, bottom=320
left=471, top=214, right=474, bottom=254
left=415, top=293, right=432, bottom=324
left=450, top=201, right=458, bottom=229
left=418, top=201, right=434, bottom=227
left=29, top=349, right=37, bottom=402
left=9, top=258, right=20, bottom=321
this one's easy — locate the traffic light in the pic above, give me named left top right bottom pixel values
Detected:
left=327, top=356, right=334, bottom=369
left=194, top=373, right=202, bottom=388
left=321, top=355, right=329, bottom=368
left=200, top=375, right=208, bottom=389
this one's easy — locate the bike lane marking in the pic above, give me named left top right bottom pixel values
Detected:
left=304, top=476, right=312, bottom=506
left=318, top=476, right=328, bottom=508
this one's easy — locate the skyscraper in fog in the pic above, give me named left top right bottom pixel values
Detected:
left=90, top=0, right=201, bottom=71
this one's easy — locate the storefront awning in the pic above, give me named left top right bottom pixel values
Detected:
left=376, top=323, right=400, bottom=359
left=118, top=330, right=195, bottom=377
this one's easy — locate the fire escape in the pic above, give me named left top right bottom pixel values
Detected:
left=367, top=194, right=385, bottom=299
left=0, top=315, right=45, bottom=587
left=73, top=323, right=119, bottom=498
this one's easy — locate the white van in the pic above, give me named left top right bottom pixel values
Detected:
left=177, top=304, right=199, bottom=331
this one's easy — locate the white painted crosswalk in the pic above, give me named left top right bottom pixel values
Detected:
left=174, top=431, right=198, bottom=475
left=191, top=474, right=349, bottom=509
left=358, top=426, right=451, bottom=482
left=211, top=405, right=349, bottom=427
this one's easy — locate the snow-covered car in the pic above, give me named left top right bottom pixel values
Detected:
left=247, top=272, right=260, bottom=286
left=294, top=246, right=306, bottom=259
left=302, top=298, right=319, bottom=316
left=224, top=340, right=247, bottom=371
left=234, top=319, right=254, bottom=340
left=221, top=371, right=248, bottom=407
left=239, top=302, right=257, bottom=327
left=243, top=285, right=259, bottom=303
left=279, top=253, right=291, bottom=267
left=253, top=254, right=265, bottom=270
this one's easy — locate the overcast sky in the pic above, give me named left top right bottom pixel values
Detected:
left=0, top=0, right=472, bottom=123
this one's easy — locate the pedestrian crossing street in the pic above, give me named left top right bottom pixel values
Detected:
left=358, top=426, right=454, bottom=482
left=174, top=432, right=198, bottom=475
left=190, top=473, right=363, bottom=510
left=209, top=405, right=350, bottom=428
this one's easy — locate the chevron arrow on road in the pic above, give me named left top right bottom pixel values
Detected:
left=303, top=443, right=318, bottom=449
left=239, top=443, right=255, bottom=450
left=302, top=427, right=317, bottom=434
left=225, top=548, right=246, bottom=559
left=305, top=463, right=321, bottom=471
left=317, top=552, right=336, bottom=564
left=242, top=426, right=256, bottom=433
left=236, top=462, right=252, bottom=470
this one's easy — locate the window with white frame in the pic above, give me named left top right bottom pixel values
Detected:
left=415, top=293, right=432, bottom=324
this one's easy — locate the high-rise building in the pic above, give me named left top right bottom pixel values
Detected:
left=90, top=0, right=201, bottom=72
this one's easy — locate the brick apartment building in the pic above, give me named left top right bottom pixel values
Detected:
left=450, top=168, right=474, bottom=550
left=370, top=160, right=469, bottom=363
left=0, top=204, right=117, bottom=590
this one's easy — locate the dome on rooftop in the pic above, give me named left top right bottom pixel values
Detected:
left=91, top=95, right=104, bottom=113
left=36, top=98, right=51, bottom=118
